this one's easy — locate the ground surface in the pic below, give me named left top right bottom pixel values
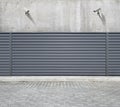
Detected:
left=0, top=81, right=120, bottom=107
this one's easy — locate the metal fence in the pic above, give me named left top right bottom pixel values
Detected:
left=0, top=32, right=120, bottom=76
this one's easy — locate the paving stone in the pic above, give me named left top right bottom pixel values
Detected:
left=0, top=81, right=119, bottom=107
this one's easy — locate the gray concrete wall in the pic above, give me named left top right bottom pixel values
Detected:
left=0, top=0, right=120, bottom=32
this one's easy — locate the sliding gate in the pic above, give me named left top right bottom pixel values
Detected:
left=0, top=33, right=120, bottom=76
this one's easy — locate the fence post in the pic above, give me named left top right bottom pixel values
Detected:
left=105, top=32, right=109, bottom=76
left=9, top=32, right=12, bottom=76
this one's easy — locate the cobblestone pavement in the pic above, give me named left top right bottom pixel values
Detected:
left=0, top=81, right=120, bottom=107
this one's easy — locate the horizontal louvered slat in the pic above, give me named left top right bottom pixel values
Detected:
left=12, top=33, right=106, bottom=76
left=108, top=34, right=120, bottom=75
left=0, top=34, right=10, bottom=75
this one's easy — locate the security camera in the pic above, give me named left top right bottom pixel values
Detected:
left=25, top=10, right=30, bottom=15
left=93, top=8, right=101, bottom=15
left=24, top=8, right=30, bottom=15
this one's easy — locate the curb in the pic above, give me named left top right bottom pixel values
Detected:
left=0, top=76, right=119, bottom=82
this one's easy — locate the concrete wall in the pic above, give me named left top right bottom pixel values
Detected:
left=0, top=0, right=120, bottom=32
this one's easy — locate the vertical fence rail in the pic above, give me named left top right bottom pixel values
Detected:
left=105, top=33, right=109, bottom=76
left=9, top=33, right=12, bottom=76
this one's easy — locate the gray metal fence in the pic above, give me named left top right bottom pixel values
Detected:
left=0, top=32, right=120, bottom=76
